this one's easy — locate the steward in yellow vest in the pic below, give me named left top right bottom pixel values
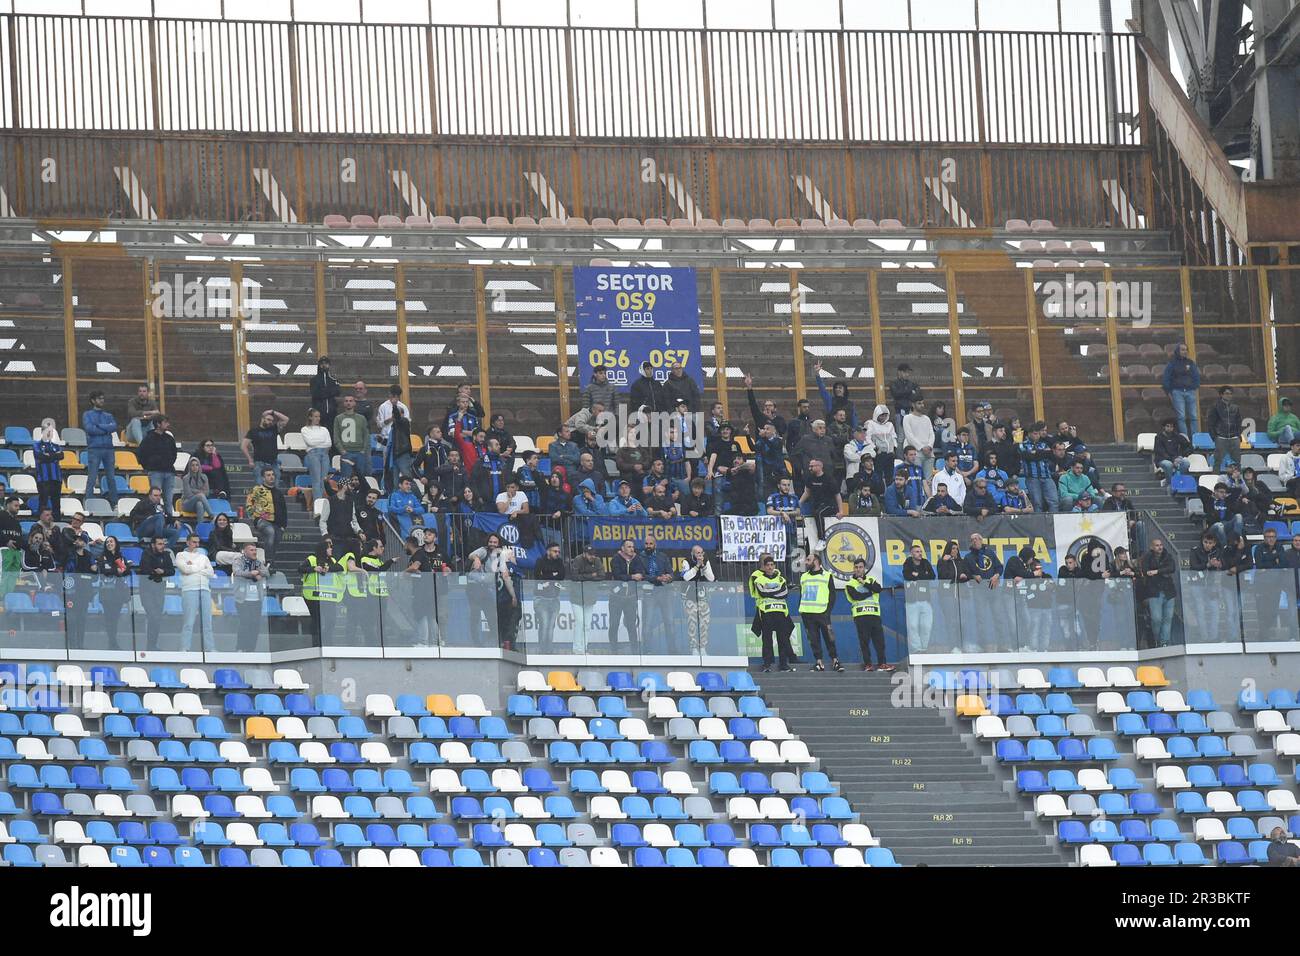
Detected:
left=845, top=558, right=892, bottom=672
left=748, top=553, right=795, bottom=672
left=798, top=553, right=842, bottom=672
left=299, top=541, right=344, bottom=645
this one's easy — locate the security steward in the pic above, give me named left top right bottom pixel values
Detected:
left=299, top=539, right=344, bottom=645
left=798, top=551, right=843, bottom=672
left=749, top=552, right=796, bottom=672
left=342, top=538, right=388, bottom=645
left=845, top=558, right=892, bottom=672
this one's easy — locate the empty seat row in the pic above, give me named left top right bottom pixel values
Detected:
left=1018, top=768, right=1145, bottom=796
left=997, top=738, right=1120, bottom=763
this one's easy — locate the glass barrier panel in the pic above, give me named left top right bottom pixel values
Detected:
left=577, top=580, right=641, bottom=658
left=514, top=579, right=583, bottom=655
left=4, top=571, right=71, bottom=652
left=217, top=563, right=275, bottom=654
left=1009, top=578, right=1066, bottom=653
left=1240, top=569, right=1300, bottom=644
left=1078, top=577, right=1138, bottom=653
left=903, top=579, right=960, bottom=654
left=637, top=581, right=694, bottom=660
left=380, top=571, right=440, bottom=649
left=694, top=580, right=749, bottom=660
left=437, top=573, right=504, bottom=650
left=957, top=580, right=1017, bottom=653
left=1179, top=571, right=1241, bottom=645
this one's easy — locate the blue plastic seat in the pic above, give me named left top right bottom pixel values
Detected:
left=1097, top=793, right=1133, bottom=817
left=748, top=823, right=784, bottom=848
left=1087, top=738, right=1119, bottom=761
left=1047, top=769, right=1080, bottom=792
left=727, top=672, right=759, bottom=693
left=1045, top=693, right=1078, bottom=715
left=997, top=740, right=1029, bottom=763
left=1015, top=694, right=1046, bottom=716
left=865, top=847, right=900, bottom=867
left=1129, top=792, right=1160, bottom=816
left=597, top=696, right=632, bottom=719
left=1016, top=770, right=1049, bottom=793
left=1174, top=842, right=1208, bottom=865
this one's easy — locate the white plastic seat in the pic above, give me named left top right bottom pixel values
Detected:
left=727, top=847, right=761, bottom=867
left=1134, top=737, right=1172, bottom=760
left=517, top=671, right=550, bottom=692
left=242, top=767, right=276, bottom=792
left=226, top=822, right=263, bottom=846
left=666, top=672, right=701, bottom=693
left=79, top=845, right=115, bottom=867
left=1255, top=711, right=1288, bottom=734
left=17, top=738, right=52, bottom=761
left=1205, top=790, right=1242, bottom=813
left=1275, top=733, right=1300, bottom=757
left=299, top=742, right=336, bottom=764
left=591, top=847, right=627, bottom=867
left=82, top=691, right=119, bottom=717
left=558, top=718, right=593, bottom=741
left=275, top=717, right=312, bottom=740
left=235, top=796, right=271, bottom=819
left=1155, top=766, right=1190, bottom=790
left=1268, top=790, right=1300, bottom=812
left=1155, top=691, right=1189, bottom=713
left=365, top=694, right=399, bottom=718
left=589, top=796, right=627, bottom=820
left=513, top=796, right=549, bottom=819
left=360, top=742, right=396, bottom=765
left=758, top=797, right=794, bottom=820
left=973, top=715, right=1008, bottom=739
left=504, top=823, right=540, bottom=847
left=728, top=797, right=763, bottom=821
left=390, top=848, right=421, bottom=867
left=357, top=848, right=389, bottom=867
left=757, top=717, right=793, bottom=741
left=52, top=714, right=88, bottom=737
left=1194, top=818, right=1229, bottom=841
left=180, top=669, right=215, bottom=690
left=120, top=667, right=155, bottom=688
left=647, top=698, right=681, bottom=719
left=1106, top=667, right=1140, bottom=688
left=173, top=794, right=210, bottom=819
left=491, top=769, right=526, bottom=793
left=455, top=694, right=489, bottom=717
left=142, top=692, right=177, bottom=716
left=1035, top=794, right=1069, bottom=818
left=219, top=741, right=255, bottom=764
left=600, top=770, right=635, bottom=794
left=93, top=794, right=131, bottom=817
left=173, top=693, right=209, bottom=716
left=698, top=718, right=733, bottom=741
left=56, top=665, right=91, bottom=688
left=841, top=824, right=879, bottom=847
left=53, top=821, right=90, bottom=844
left=779, top=740, right=814, bottom=764
left=750, top=741, right=780, bottom=764
left=1079, top=845, right=1117, bottom=867
left=1095, top=692, right=1130, bottom=715
left=439, top=742, right=474, bottom=763
left=618, top=718, right=652, bottom=741
left=1016, top=668, right=1050, bottom=689
left=429, top=769, right=466, bottom=794
left=642, top=823, right=678, bottom=847
left=662, top=771, right=698, bottom=795
left=833, top=847, right=866, bottom=867
left=1077, top=769, right=1113, bottom=791
left=311, top=796, right=349, bottom=819
left=273, top=669, right=309, bottom=691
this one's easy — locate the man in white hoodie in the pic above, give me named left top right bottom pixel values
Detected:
left=176, top=533, right=216, bottom=652
left=865, top=403, right=898, bottom=481
left=902, top=400, right=937, bottom=479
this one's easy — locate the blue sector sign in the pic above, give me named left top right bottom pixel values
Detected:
left=574, top=266, right=702, bottom=390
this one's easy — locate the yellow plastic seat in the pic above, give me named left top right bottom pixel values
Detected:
left=128, top=475, right=152, bottom=495
left=115, top=450, right=141, bottom=472
left=245, top=717, right=283, bottom=740
left=955, top=695, right=988, bottom=718
left=426, top=694, right=461, bottom=717
left=547, top=671, right=582, bottom=693
left=1136, top=666, right=1169, bottom=688
left=536, top=435, right=554, bottom=455
left=60, top=450, right=85, bottom=471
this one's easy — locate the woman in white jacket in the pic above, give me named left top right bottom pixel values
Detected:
left=176, top=533, right=216, bottom=652
left=865, top=403, right=898, bottom=481
left=301, top=408, right=334, bottom=511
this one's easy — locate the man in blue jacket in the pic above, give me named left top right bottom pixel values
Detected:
left=82, top=390, right=120, bottom=507
left=1162, top=343, right=1201, bottom=437
left=884, top=469, right=924, bottom=517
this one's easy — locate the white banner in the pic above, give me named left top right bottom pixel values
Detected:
left=1052, top=512, right=1131, bottom=568
left=805, top=516, right=883, bottom=585
left=719, top=515, right=788, bottom=562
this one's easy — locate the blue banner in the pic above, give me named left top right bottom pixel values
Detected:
left=581, top=516, right=718, bottom=552
left=574, top=266, right=702, bottom=390
left=468, top=513, right=547, bottom=569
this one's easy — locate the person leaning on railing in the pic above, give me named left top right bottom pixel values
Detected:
left=1137, top=538, right=1177, bottom=648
